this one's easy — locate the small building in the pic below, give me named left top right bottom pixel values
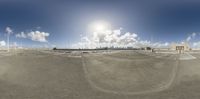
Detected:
left=140, top=47, right=152, bottom=50
left=145, top=47, right=152, bottom=50
left=170, top=43, right=190, bottom=53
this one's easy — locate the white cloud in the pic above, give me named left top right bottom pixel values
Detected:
left=192, top=33, right=196, bottom=37
left=16, top=31, right=50, bottom=42
left=72, top=28, right=139, bottom=49
left=152, top=42, right=169, bottom=48
left=185, top=32, right=200, bottom=48
left=186, top=32, right=196, bottom=42
left=193, top=41, right=200, bottom=48
left=186, top=36, right=191, bottom=42
left=0, top=41, right=6, bottom=46
left=134, top=40, right=169, bottom=48
left=27, top=31, right=49, bottom=42
left=5, top=27, right=13, bottom=34
left=16, top=32, right=27, bottom=38
left=72, top=28, right=169, bottom=49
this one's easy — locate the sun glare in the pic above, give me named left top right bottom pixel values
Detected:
left=89, top=21, right=111, bottom=32
left=95, top=23, right=105, bottom=31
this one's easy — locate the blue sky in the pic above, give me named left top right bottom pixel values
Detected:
left=1, top=0, right=200, bottom=48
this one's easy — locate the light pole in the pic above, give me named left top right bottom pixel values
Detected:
left=7, top=33, right=10, bottom=52
left=6, top=27, right=13, bottom=52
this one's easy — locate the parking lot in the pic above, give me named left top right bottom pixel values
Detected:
left=0, top=50, right=200, bottom=99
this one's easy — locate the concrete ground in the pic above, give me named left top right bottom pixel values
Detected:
left=0, top=50, right=200, bottom=99
left=83, top=51, right=178, bottom=94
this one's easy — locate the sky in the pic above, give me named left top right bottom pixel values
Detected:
left=1, top=0, right=200, bottom=48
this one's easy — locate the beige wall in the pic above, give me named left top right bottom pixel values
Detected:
left=170, top=43, right=190, bottom=51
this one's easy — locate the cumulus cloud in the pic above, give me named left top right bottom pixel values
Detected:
left=152, top=42, right=169, bottom=48
left=27, top=31, right=49, bottom=42
left=192, top=41, right=200, bottom=48
left=184, top=32, right=200, bottom=48
left=5, top=27, right=13, bottom=34
left=16, top=32, right=27, bottom=38
left=72, top=28, right=169, bottom=49
left=186, top=32, right=196, bottom=42
left=134, top=40, right=169, bottom=48
left=72, top=29, right=139, bottom=49
left=16, top=31, right=50, bottom=42
left=0, top=41, right=6, bottom=46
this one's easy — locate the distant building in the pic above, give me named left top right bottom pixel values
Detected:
left=171, top=43, right=190, bottom=50
left=170, top=42, right=190, bottom=53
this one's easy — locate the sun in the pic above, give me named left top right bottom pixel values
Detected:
left=95, top=23, right=106, bottom=31
left=89, top=21, right=111, bottom=32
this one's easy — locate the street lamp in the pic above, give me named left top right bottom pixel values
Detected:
left=6, top=27, right=13, bottom=52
